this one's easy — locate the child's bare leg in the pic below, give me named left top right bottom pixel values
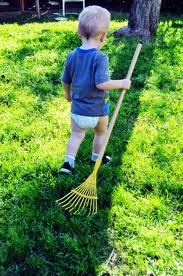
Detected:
left=65, top=118, right=85, bottom=168
left=92, top=116, right=108, bottom=161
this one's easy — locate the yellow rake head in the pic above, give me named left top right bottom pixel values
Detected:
left=56, top=160, right=101, bottom=215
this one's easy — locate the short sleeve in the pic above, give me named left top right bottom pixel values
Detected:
left=61, top=54, right=72, bottom=84
left=95, top=54, right=110, bottom=85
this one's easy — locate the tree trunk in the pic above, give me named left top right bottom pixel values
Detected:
left=113, top=0, right=162, bottom=38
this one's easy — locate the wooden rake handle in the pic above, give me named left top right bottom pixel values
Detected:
left=98, top=43, right=142, bottom=161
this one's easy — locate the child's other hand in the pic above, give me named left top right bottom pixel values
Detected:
left=121, top=79, right=131, bottom=90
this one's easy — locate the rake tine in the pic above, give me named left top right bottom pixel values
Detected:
left=87, top=187, right=97, bottom=215
left=69, top=195, right=84, bottom=214
left=74, top=184, right=85, bottom=193
left=94, top=199, right=97, bottom=214
left=74, top=187, right=92, bottom=214
left=86, top=197, right=91, bottom=208
left=95, top=198, right=97, bottom=214
left=64, top=194, right=81, bottom=210
left=74, top=197, right=88, bottom=214
left=91, top=197, right=97, bottom=216
left=93, top=198, right=97, bottom=214
left=80, top=196, right=90, bottom=212
left=76, top=184, right=93, bottom=194
left=74, top=185, right=90, bottom=196
left=73, top=196, right=86, bottom=215
left=89, top=188, right=95, bottom=212
left=56, top=191, right=73, bottom=204
left=75, top=185, right=95, bottom=199
left=89, top=198, right=93, bottom=216
left=61, top=193, right=79, bottom=209
left=66, top=194, right=84, bottom=212
left=92, top=200, right=96, bottom=215
left=72, top=182, right=91, bottom=196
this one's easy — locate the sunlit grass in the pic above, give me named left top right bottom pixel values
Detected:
left=0, top=15, right=183, bottom=275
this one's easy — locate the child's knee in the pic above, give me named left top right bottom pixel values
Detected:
left=72, top=130, right=85, bottom=141
left=94, top=116, right=108, bottom=133
left=94, top=130, right=106, bottom=137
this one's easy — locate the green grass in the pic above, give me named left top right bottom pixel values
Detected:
left=0, top=15, right=183, bottom=275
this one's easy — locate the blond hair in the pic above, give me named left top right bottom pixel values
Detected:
left=78, top=6, right=111, bottom=40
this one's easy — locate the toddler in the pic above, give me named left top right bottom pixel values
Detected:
left=61, top=5, right=131, bottom=174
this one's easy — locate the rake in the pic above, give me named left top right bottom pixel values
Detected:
left=56, top=43, right=142, bottom=215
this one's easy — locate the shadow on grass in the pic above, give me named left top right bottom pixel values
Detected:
left=1, top=33, right=158, bottom=274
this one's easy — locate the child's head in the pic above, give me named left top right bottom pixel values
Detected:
left=78, top=6, right=111, bottom=40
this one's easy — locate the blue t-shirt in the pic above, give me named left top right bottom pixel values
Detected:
left=61, top=48, right=110, bottom=117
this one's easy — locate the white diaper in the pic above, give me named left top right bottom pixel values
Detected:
left=71, top=113, right=99, bottom=129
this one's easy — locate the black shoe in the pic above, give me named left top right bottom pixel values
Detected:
left=60, top=162, right=75, bottom=174
left=90, top=154, right=112, bottom=165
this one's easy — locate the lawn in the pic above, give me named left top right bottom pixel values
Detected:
left=0, top=14, right=183, bottom=275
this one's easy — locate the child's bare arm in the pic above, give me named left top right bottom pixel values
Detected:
left=96, top=79, right=131, bottom=91
left=63, top=83, right=71, bottom=102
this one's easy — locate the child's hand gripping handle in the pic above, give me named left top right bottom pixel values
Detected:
left=98, top=43, right=142, bottom=161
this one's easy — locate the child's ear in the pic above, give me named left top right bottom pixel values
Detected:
left=100, top=32, right=107, bottom=42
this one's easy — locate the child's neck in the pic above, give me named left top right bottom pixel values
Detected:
left=80, top=37, right=101, bottom=50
